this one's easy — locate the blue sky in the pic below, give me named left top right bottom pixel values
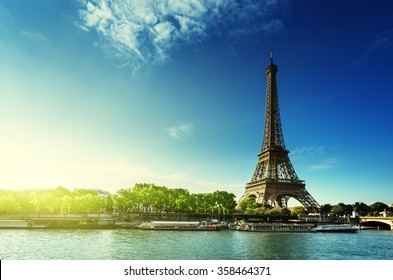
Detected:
left=0, top=0, right=392, bottom=206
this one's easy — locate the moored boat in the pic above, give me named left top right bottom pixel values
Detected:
left=314, top=224, right=358, bottom=233
left=137, top=221, right=219, bottom=231
left=0, top=220, right=49, bottom=229
left=0, top=220, right=30, bottom=229
left=233, top=221, right=316, bottom=232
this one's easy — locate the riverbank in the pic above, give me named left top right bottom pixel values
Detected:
left=0, top=213, right=227, bottom=229
left=0, top=214, right=115, bottom=229
left=0, top=212, right=361, bottom=231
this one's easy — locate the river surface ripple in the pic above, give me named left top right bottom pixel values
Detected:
left=1, top=229, right=392, bottom=260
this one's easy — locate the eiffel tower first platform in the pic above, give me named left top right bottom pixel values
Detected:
left=238, top=51, right=320, bottom=213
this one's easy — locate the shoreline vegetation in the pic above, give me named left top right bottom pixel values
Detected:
left=0, top=184, right=391, bottom=226
left=0, top=184, right=238, bottom=216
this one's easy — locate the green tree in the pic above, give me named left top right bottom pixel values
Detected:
left=174, top=194, right=190, bottom=212
left=320, top=204, right=332, bottom=215
left=151, top=185, right=170, bottom=212
left=133, top=183, right=156, bottom=212
left=60, top=195, right=73, bottom=214
left=53, top=186, right=72, bottom=197
left=0, top=185, right=239, bottom=215
left=330, top=204, right=346, bottom=216
left=369, top=202, right=388, bottom=216
left=72, top=193, right=105, bottom=213
left=173, top=189, right=191, bottom=212
left=169, top=188, right=189, bottom=212
left=30, top=191, right=62, bottom=213
left=238, top=198, right=260, bottom=212
left=352, top=202, right=370, bottom=216
left=0, top=195, right=21, bottom=214
left=193, top=193, right=207, bottom=213
left=112, top=188, right=139, bottom=214
left=14, top=189, right=38, bottom=213
left=340, top=203, right=353, bottom=216
left=291, top=206, right=308, bottom=216
left=212, top=190, right=237, bottom=214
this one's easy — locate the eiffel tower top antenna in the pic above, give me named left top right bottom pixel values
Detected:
left=270, top=49, right=273, bottom=64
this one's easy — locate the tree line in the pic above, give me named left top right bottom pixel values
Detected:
left=0, top=184, right=237, bottom=215
left=112, top=183, right=237, bottom=214
left=1, top=184, right=390, bottom=217
left=319, top=202, right=391, bottom=217
left=0, top=187, right=111, bottom=214
left=238, top=198, right=392, bottom=217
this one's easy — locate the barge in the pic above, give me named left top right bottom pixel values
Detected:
left=233, top=221, right=317, bottom=232
left=137, top=221, right=220, bottom=231
left=314, top=224, right=359, bottom=233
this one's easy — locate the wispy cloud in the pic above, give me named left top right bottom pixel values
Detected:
left=167, top=123, right=194, bottom=138
left=291, top=145, right=325, bottom=160
left=20, top=30, right=51, bottom=47
left=77, top=0, right=287, bottom=74
left=291, top=145, right=340, bottom=171
left=309, top=158, right=339, bottom=171
left=351, top=27, right=393, bottom=67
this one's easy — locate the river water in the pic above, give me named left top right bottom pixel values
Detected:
left=1, top=229, right=392, bottom=260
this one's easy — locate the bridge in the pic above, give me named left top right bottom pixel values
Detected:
left=359, top=216, right=393, bottom=231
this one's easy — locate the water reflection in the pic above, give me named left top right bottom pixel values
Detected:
left=0, top=229, right=392, bottom=260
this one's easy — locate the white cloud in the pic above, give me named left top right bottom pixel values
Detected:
left=77, top=0, right=287, bottom=73
left=167, top=123, right=194, bottom=138
left=351, top=26, right=393, bottom=67
left=290, top=145, right=340, bottom=171
left=291, top=145, right=326, bottom=159
left=309, top=158, right=339, bottom=171
left=20, top=30, right=51, bottom=46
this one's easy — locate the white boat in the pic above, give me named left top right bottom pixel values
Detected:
left=0, top=220, right=30, bottom=228
left=30, top=223, right=49, bottom=229
left=0, top=220, right=49, bottom=229
left=137, top=221, right=219, bottom=231
left=234, top=221, right=316, bottom=232
left=314, top=224, right=358, bottom=233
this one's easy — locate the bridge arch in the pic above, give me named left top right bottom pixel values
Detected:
left=359, top=217, right=393, bottom=230
left=361, top=221, right=391, bottom=230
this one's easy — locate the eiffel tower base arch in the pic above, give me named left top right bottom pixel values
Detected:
left=238, top=180, right=320, bottom=213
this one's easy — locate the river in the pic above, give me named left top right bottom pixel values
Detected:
left=1, top=229, right=392, bottom=260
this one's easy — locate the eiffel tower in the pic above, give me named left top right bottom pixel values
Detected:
left=238, top=51, right=320, bottom=213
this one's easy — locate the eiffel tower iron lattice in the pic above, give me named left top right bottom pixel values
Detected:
left=238, top=51, right=320, bottom=213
